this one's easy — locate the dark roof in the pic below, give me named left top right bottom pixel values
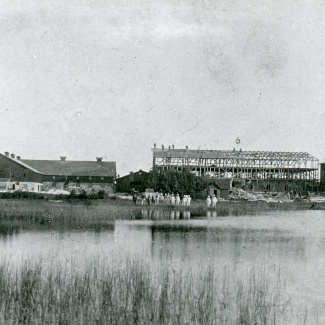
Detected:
left=21, top=159, right=116, bottom=177
left=207, top=179, right=231, bottom=190
left=0, top=154, right=42, bottom=174
left=117, top=169, right=148, bottom=180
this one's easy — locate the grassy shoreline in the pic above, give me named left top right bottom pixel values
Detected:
left=0, top=198, right=324, bottom=225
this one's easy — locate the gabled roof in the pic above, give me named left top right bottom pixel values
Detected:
left=21, top=159, right=116, bottom=177
left=117, top=169, right=148, bottom=180
left=207, top=179, right=231, bottom=190
left=0, top=154, right=42, bottom=174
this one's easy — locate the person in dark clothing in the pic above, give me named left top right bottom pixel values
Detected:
left=132, top=193, right=137, bottom=205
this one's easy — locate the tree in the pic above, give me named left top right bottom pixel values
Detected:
left=147, top=168, right=207, bottom=199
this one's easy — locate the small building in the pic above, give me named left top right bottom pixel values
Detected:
left=0, top=152, right=116, bottom=192
left=207, top=179, right=231, bottom=199
left=116, top=170, right=149, bottom=193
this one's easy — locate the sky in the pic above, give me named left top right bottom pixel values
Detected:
left=0, top=0, right=325, bottom=176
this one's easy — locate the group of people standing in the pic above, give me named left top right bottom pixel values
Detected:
left=206, top=195, right=218, bottom=208
left=133, top=192, right=192, bottom=206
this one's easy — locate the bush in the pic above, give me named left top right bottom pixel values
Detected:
left=0, top=191, right=46, bottom=200
left=0, top=189, right=108, bottom=201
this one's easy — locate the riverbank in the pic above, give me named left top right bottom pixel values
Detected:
left=0, top=197, right=324, bottom=224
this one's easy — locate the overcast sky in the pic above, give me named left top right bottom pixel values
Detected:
left=1, top=0, right=325, bottom=176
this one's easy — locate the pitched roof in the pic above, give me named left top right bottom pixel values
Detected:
left=0, top=154, right=42, bottom=174
left=207, top=179, right=231, bottom=190
left=21, top=159, right=116, bottom=177
left=117, top=169, right=148, bottom=180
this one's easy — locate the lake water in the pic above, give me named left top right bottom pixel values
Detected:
left=1, top=208, right=325, bottom=306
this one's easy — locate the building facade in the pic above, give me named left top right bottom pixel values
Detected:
left=0, top=152, right=116, bottom=192
left=152, top=146, right=319, bottom=192
left=116, top=170, right=149, bottom=193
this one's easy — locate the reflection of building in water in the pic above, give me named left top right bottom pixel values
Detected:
left=141, top=209, right=191, bottom=220
left=150, top=224, right=308, bottom=268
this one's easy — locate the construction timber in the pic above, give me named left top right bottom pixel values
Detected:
left=152, top=147, right=319, bottom=192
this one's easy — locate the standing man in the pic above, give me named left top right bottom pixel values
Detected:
left=132, top=192, right=137, bottom=205
left=212, top=195, right=217, bottom=208
left=206, top=196, right=211, bottom=208
left=176, top=194, right=180, bottom=205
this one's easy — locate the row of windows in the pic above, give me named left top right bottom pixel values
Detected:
left=10, top=171, right=109, bottom=182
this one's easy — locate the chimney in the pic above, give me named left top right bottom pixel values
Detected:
left=11, top=153, right=15, bottom=159
left=60, top=156, right=66, bottom=161
left=96, top=157, right=103, bottom=162
left=4, top=151, right=9, bottom=157
left=17, top=156, right=21, bottom=160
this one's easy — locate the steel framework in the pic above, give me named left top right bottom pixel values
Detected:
left=152, top=148, right=319, bottom=181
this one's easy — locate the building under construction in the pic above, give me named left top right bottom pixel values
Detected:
left=152, top=146, right=319, bottom=192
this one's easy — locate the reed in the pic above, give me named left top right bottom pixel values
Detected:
left=0, top=198, right=323, bottom=225
left=0, top=257, right=318, bottom=324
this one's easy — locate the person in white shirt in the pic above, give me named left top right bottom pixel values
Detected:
left=211, top=195, right=217, bottom=208
left=206, top=196, right=211, bottom=208
left=176, top=194, right=181, bottom=205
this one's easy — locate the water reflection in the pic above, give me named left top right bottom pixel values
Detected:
left=149, top=224, right=308, bottom=268
left=140, top=208, right=191, bottom=220
left=206, top=211, right=218, bottom=218
left=1, top=210, right=325, bottom=296
left=0, top=224, right=20, bottom=243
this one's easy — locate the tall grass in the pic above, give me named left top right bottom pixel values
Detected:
left=0, top=257, right=317, bottom=324
left=0, top=199, right=137, bottom=224
left=0, top=198, right=323, bottom=225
